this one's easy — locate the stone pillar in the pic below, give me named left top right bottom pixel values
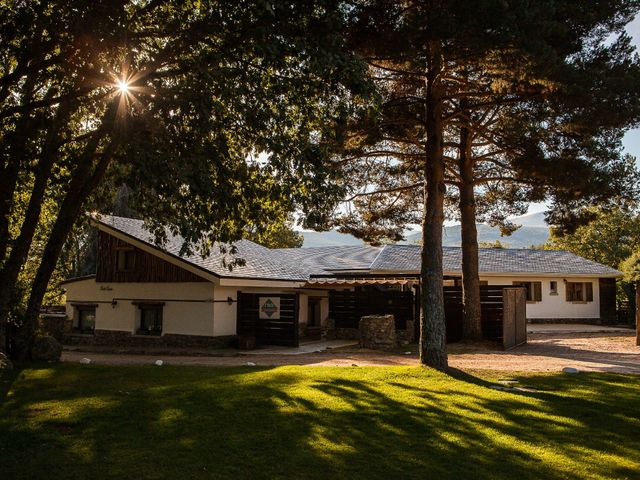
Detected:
left=359, top=315, right=397, bottom=350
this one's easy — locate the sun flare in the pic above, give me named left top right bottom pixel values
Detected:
left=117, top=79, right=129, bottom=93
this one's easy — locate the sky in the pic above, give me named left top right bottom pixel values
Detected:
left=623, top=15, right=640, bottom=164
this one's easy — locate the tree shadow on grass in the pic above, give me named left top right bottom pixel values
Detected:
left=0, top=364, right=639, bottom=480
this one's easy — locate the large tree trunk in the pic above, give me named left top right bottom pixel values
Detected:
left=0, top=102, right=73, bottom=353
left=0, top=77, right=38, bottom=353
left=458, top=126, right=483, bottom=341
left=0, top=75, right=39, bottom=261
left=419, top=46, right=448, bottom=370
left=11, top=139, right=115, bottom=359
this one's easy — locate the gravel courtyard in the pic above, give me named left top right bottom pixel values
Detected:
left=62, top=329, right=640, bottom=374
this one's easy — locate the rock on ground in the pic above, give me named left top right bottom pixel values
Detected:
left=31, top=335, right=63, bottom=362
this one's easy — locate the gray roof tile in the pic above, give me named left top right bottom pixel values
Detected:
left=276, top=246, right=382, bottom=275
left=95, top=215, right=309, bottom=281
left=94, top=215, right=621, bottom=281
left=370, top=244, right=621, bottom=276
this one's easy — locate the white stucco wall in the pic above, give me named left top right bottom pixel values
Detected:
left=65, top=280, right=332, bottom=338
left=481, top=275, right=601, bottom=319
left=64, top=279, right=215, bottom=336
left=212, top=286, right=238, bottom=336
left=298, top=294, right=308, bottom=324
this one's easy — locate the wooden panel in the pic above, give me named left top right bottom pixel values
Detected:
left=329, top=289, right=414, bottom=330
left=599, top=278, right=617, bottom=324
left=514, top=288, right=527, bottom=347
left=96, top=231, right=207, bottom=283
left=237, top=293, right=298, bottom=347
left=502, top=289, right=516, bottom=350
left=443, top=286, right=511, bottom=343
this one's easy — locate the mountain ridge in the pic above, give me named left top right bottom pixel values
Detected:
left=300, top=212, right=550, bottom=248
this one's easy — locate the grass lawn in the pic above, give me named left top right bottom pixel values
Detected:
left=1, top=365, right=639, bottom=479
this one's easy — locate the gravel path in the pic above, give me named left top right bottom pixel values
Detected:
left=62, top=331, right=640, bottom=374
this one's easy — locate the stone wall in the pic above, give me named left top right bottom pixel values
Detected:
left=359, top=315, right=397, bottom=350
left=527, top=317, right=602, bottom=325
left=62, top=329, right=236, bottom=350
left=329, top=318, right=414, bottom=345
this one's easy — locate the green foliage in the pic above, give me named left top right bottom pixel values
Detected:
left=546, top=207, right=640, bottom=269
left=621, top=251, right=640, bottom=284
left=2, top=365, right=640, bottom=479
left=0, top=1, right=372, bottom=334
left=478, top=240, right=508, bottom=249
left=330, top=1, right=640, bottom=243
left=245, top=216, right=304, bottom=249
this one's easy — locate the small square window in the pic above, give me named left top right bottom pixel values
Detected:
left=550, top=281, right=558, bottom=295
left=136, top=304, right=163, bottom=335
left=75, top=307, right=96, bottom=334
left=116, top=248, right=135, bottom=272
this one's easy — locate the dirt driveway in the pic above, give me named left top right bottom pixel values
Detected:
left=62, top=330, right=640, bottom=374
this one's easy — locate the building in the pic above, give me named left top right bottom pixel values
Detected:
left=61, top=215, right=621, bottom=348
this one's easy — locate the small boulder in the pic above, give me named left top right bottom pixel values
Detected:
left=562, top=367, right=579, bottom=374
left=359, top=315, right=397, bottom=350
left=0, top=352, right=13, bottom=370
left=155, top=360, right=164, bottom=366
left=30, top=335, right=62, bottom=362
left=246, top=361, right=256, bottom=366
left=79, top=358, right=92, bottom=365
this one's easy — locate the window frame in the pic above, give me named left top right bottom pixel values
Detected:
left=72, top=304, right=97, bottom=334
left=134, top=302, right=164, bottom=336
left=116, top=247, right=136, bottom=272
left=565, top=282, right=593, bottom=303
left=549, top=281, right=558, bottom=296
left=512, top=281, right=542, bottom=303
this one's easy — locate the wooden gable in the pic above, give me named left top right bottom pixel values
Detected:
left=96, top=231, right=208, bottom=283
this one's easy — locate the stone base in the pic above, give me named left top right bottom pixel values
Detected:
left=359, top=315, right=397, bottom=350
left=527, top=318, right=602, bottom=325
left=397, top=320, right=415, bottom=344
left=63, top=329, right=236, bottom=349
left=334, top=327, right=360, bottom=340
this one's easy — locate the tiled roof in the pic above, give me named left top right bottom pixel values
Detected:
left=94, top=215, right=309, bottom=281
left=93, top=215, right=621, bottom=281
left=370, top=245, right=622, bottom=277
left=275, top=245, right=381, bottom=275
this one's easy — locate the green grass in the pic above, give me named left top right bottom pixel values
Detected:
left=1, top=365, right=639, bottom=479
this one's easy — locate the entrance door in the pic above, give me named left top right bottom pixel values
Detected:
left=306, top=297, right=322, bottom=340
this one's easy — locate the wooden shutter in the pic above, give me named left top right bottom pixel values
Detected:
left=585, top=282, right=593, bottom=302
left=533, top=282, right=542, bottom=302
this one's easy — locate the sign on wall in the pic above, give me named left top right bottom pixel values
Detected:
left=259, top=297, right=281, bottom=319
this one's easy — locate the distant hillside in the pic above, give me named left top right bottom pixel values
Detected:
left=300, top=212, right=549, bottom=248
left=300, top=229, right=366, bottom=247
left=405, top=224, right=549, bottom=248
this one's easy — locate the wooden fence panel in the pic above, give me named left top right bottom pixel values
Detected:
left=329, top=289, right=413, bottom=330
left=444, top=286, right=509, bottom=343
left=237, top=293, right=298, bottom=347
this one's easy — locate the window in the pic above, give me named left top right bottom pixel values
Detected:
left=550, top=281, right=558, bottom=295
left=566, top=282, right=593, bottom=302
left=136, top=303, right=163, bottom=335
left=116, top=247, right=135, bottom=272
left=513, top=281, right=542, bottom=302
left=74, top=306, right=96, bottom=334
